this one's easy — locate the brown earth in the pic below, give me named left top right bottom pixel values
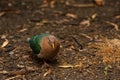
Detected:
left=0, top=0, right=120, bottom=80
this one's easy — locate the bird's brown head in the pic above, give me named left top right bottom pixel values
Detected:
left=48, top=35, right=56, bottom=48
left=37, top=35, right=60, bottom=60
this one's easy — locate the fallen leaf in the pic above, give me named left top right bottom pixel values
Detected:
left=91, top=13, right=97, bottom=19
left=17, top=64, right=24, bottom=68
left=115, top=15, right=120, bottom=19
left=0, top=12, right=5, bottom=17
left=50, top=0, right=55, bottom=8
left=80, top=20, right=90, bottom=27
left=0, top=70, right=8, bottom=74
left=104, top=65, right=112, bottom=76
left=66, top=13, right=77, bottom=19
left=19, top=28, right=27, bottom=32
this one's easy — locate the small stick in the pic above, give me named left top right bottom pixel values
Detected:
left=71, top=36, right=83, bottom=49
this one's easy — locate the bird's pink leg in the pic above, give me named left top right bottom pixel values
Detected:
left=41, top=60, right=50, bottom=68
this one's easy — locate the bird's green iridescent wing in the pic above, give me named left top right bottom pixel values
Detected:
left=29, top=35, right=41, bottom=54
left=29, top=34, right=49, bottom=54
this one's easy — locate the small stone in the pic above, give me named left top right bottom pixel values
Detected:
left=1, top=35, right=6, bottom=39
left=9, top=51, right=14, bottom=55
left=27, top=37, right=30, bottom=42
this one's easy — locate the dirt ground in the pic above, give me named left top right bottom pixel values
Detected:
left=0, top=0, right=120, bottom=80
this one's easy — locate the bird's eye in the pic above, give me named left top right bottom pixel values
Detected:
left=48, top=39, right=51, bottom=45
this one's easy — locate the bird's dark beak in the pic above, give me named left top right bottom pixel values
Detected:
left=51, top=43, right=55, bottom=49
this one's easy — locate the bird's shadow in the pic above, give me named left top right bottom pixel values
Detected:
left=29, top=52, right=59, bottom=67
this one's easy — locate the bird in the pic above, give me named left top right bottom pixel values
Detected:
left=29, top=33, right=60, bottom=61
left=94, top=0, right=105, bottom=6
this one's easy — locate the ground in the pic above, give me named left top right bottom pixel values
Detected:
left=0, top=0, right=120, bottom=80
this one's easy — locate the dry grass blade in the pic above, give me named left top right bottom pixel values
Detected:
left=1, top=39, right=9, bottom=48
left=5, top=75, right=22, bottom=80
left=58, top=63, right=83, bottom=68
left=58, top=64, right=74, bottom=68
left=67, top=3, right=95, bottom=7
left=43, top=69, right=52, bottom=77
left=80, top=33, right=93, bottom=40
left=106, top=21, right=119, bottom=31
